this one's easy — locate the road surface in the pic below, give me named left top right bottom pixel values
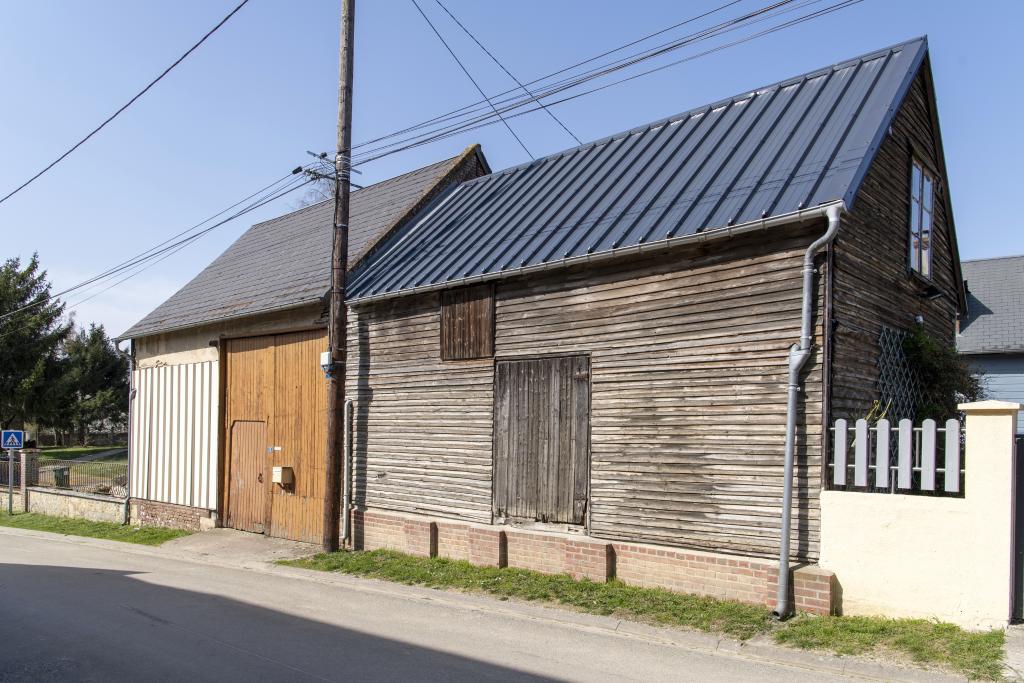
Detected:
left=0, top=529, right=858, bottom=682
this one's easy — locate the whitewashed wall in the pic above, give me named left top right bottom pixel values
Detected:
left=130, top=361, right=219, bottom=510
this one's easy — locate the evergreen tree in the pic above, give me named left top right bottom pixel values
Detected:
left=0, top=255, right=70, bottom=428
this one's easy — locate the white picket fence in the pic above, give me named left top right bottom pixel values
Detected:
left=829, top=418, right=963, bottom=494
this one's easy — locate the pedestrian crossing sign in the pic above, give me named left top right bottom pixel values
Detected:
left=2, top=430, right=24, bottom=450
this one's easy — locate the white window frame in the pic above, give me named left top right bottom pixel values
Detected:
left=909, top=158, right=936, bottom=279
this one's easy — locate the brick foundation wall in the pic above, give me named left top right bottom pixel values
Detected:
left=352, top=508, right=836, bottom=614
left=130, top=498, right=211, bottom=532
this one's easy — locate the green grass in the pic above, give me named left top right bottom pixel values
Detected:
left=0, top=511, right=190, bottom=546
left=282, top=549, right=1006, bottom=679
left=774, top=614, right=1005, bottom=680
left=283, top=549, right=771, bottom=639
left=37, top=446, right=122, bottom=461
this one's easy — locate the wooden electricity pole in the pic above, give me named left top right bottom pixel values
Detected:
left=323, top=0, right=355, bottom=552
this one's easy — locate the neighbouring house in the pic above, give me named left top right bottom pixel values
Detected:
left=958, top=255, right=1024, bottom=435
left=118, top=147, right=490, bottom=540
left=124, top=37, right=964, bottom=615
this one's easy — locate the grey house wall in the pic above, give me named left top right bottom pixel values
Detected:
left=968, top=354, right=1024, bottom=434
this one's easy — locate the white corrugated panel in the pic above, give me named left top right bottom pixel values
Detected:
left=130, top=361, right=218, bottom=509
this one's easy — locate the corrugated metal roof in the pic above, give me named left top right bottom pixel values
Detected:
left=958, top=256, right=1024, bottom=355
left=120, top=149, right=485, bottom=340
left=349, top=37, right=928, bottom=301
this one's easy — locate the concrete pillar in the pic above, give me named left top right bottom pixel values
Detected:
left=959, top=400, right=1022, bottom=625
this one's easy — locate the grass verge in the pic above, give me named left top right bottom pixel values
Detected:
left=0, top=511, right=190, bottom=546
left=282, top=549, right=771, bottom=639
left=37, top=446, right=122, bottom=461
left=281, top=549, right=1005, bottom=679
left=774, top=614, right=1005, bottom=680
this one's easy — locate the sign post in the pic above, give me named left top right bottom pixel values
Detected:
left=2, top=430, right=24, bottom=515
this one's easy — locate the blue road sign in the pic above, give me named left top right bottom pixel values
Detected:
left=2, top=430, right=24, bottom=450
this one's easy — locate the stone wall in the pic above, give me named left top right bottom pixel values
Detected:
left=1, top=488, right=125, bottom=524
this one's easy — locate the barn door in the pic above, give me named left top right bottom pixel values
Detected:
left=493, top=356, right=590, bottom=525
left=227, top=420, right=267, bottom=533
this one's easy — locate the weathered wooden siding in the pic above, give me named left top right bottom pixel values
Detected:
left=830, top=63, right=960, bottom=424
left=348, top=227, right=826, bottom=560
left=347, top=299, right=494, bottom=521
left=130, top=361, right=218, bottom=509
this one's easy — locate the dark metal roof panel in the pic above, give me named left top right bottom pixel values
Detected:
left=349, top=38, right=929, bottom=300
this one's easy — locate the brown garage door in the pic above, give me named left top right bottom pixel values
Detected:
left=224, top=330, right=328, bottom=543
left=492, top=355, right=591, bottom=525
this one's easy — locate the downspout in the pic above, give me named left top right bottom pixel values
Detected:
left=773, top=201, right=844, bottom=619
left=119, top=339, right=136, bottom=526
left=341, top=397, right=354, bottom=547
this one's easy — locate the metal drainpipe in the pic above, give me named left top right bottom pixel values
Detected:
left=341, top=398, right=354, bottom=547
left=773, top=202, right=844, bottom=619
left=121, top=339, right=135, bottom=525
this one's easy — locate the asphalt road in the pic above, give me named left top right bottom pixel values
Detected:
left=0, top=529, right=855, bottom=682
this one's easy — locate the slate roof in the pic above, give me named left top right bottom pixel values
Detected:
left=120, top=149, right=484, bottom=339
left=348, top=37, right=930, bottom=301
left=958, top=255, right=1024, bottom=355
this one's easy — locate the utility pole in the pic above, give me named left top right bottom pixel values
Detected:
left=323, top=0, right=355, bottom=552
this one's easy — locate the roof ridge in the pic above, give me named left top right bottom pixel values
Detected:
left=458, top=36, right=928, bottom=189
left=249, top=152, right=466, bottom=229
left=963, top=254, right=1024, bottom=264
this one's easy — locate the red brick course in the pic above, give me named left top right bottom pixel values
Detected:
left=130, top=498, right=211, bottom=532
left=351, top=508, right=836, bottom=614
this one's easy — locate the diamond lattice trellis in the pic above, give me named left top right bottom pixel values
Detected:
left=876, top=326, right=923, bottom=421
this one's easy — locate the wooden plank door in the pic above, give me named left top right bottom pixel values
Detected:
left=267, top=330, right=328, bottom=544
left=227, top=421, right=267, bottom=533
left=224, top=336, right=275, bottom=534
left=493, top=356, right=590, bottom=525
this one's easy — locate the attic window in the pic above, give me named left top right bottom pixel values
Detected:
left=909, top=158, right=935, bottom=279
left=440, top=284, right=494, bottom=360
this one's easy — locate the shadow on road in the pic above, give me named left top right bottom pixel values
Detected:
left=0, top=563, right=553, bottom=682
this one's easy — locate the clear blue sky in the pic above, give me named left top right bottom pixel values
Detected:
left=2, top=0, right=1021, bottom=336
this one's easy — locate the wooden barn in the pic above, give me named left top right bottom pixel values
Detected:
left=340, top=37, right=962, bottom=613
left=119, top=147, right=490, bottom=542
left=122, top=37, right=963, bottom=614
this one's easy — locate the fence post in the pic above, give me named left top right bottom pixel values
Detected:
left=959, top=400, right=1021, bottom=623
left=19, top=450, right=28, bottom=513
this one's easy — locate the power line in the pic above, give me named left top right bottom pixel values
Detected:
left=351, top=0, right=862, bottom=166
left=351, top=0, right=824, bottom=163
left=352, top=0, right=806, bottom=161
left=0, top=170, right=313, bottom=327
left=0, top=0, right=250, bottom=208
left=409, top=0, right=535, bottom=160
left=432, top=0, right=581, bottom=146
left=350, top=0, right=745, bottom=154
